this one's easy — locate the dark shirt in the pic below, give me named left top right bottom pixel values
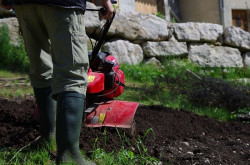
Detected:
left=6, top=0, right=87, bottom=10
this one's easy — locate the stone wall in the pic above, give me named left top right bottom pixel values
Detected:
left=1, top=2, right=250, bottom=68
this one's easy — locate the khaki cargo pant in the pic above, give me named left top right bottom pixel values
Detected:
left=15, top=4, right=89, bottom=98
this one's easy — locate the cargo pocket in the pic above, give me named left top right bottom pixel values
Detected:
left=71, top=30, right=88, bottom=66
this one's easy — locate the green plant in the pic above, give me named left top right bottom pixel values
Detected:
left=0, top=147, right=51, bottom=165
left=0, top=25, right=29, bottom=72
left=116, top=148, right=135, bottom=165
left=115, top=127, right=130, bottom=147
left=171, top=17, right=176, bottom=23
left=156, top=12, right=166, bottom=19
left=134, top=129, right=160, bottom=165
left=113, top=4, right=119, bottom=11
left=93, top=137, right=99, bottom=151
left=142, top=128, right=155, bottom=141
left=103, top=129, right=107, bottom=146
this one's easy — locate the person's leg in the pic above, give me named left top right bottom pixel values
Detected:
left=56, top=92, right=86, bottom=164
left=39, top=6, right=89, bottom=98
left=14, top=4, right=53, bottom=88
left=38, top=6, right=92, bottom=164
left=14, top=5, right=56, bottom=142
left=33, top=87, right=56, bottom=140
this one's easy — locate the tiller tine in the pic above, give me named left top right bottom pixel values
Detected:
left=85, top=100, right=139, bottom=128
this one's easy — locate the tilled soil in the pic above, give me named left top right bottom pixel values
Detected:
left=0, top=98, right=249, bottom=164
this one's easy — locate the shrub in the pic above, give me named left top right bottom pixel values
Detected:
left=187, top=76, right=250, bottom=112
left=0, top=25, right=29, bottom=72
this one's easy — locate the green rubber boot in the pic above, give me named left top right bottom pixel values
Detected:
left=56, top=92, right=95, bottom=165
left=34, top=87, right=56, bottom=142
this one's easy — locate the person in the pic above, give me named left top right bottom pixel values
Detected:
left=0, top=0, right=114, bottom=164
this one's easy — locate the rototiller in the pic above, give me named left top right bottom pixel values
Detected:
left=84, top=7, right=139, bottom=131
left=34, top=5, right=139, bottom=134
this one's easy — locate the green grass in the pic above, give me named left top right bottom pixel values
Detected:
left=0, top=69, right=32, bottom=98
left=0, top=86, right=33, bottom=98
left=0, top=70, right=27, bottom=78
left=91, top=128, right=160, bottom=165
left=0, top=129, right=161, bottom=165
left=118, top=59, right=250, bottom=121
left=92, top=147, right=160, bottom=165
left=0, top=149, right=50, bottom=165
left=117, top=82, right=234, bottom=121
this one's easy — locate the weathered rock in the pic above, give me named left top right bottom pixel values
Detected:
left=188, top=43, right=243, bottom=68
left=224, top=26, right=250, bottom=51
left=98, top=11, right=169, bottom=43
left=84, top=2, right=101, bottom=35
left=144, top=57, right=161, bottom=66
left=243, top=52, right=250, bottom=67
left=142, top=41, right=188, bottom=57
left=168, top=23, right=176, bottom=41
left=174, top=23, right=223, bottom=43
left=0, top=17, right=20, bottom=45
left=102, top=40, right=143, bottom=65
left=0, top=8, right=248, bottom=70
left=168, top=35, right=178, bottom=42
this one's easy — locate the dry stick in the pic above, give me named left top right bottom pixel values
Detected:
left=0, top=77, right=27, bottom=81
left=8, top=136, right=41, bottom=163
left=186, top=69, right=208, bottom=88
left=0, top=83, right=30, bottom=87
left=0, top=83, right=11, bottom=87
left=186, top=69, right=202, bottom=80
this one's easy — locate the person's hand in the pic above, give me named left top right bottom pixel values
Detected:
left=100, top=0, right=114, bottom=20
left=0, top=0, right=13, bottom=10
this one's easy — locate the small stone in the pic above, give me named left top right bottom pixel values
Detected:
left=182, top=142, right=190, bottom=147
left=144, top=57, right=161, bottom=66
left=222, top=68, right=228, bottom=73
left=205, top=158, right=210, bottom=164
left=214, top=42, right=222, bottom=46
left=153, top=161, right=162, bottom=165
left=187, top=151, right=194, bottom=156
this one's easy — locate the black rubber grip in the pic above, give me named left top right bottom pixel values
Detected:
left=100, top=7, right=107, bottom=16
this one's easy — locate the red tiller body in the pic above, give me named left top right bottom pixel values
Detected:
left=85, top=53, right=138, bottom=129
